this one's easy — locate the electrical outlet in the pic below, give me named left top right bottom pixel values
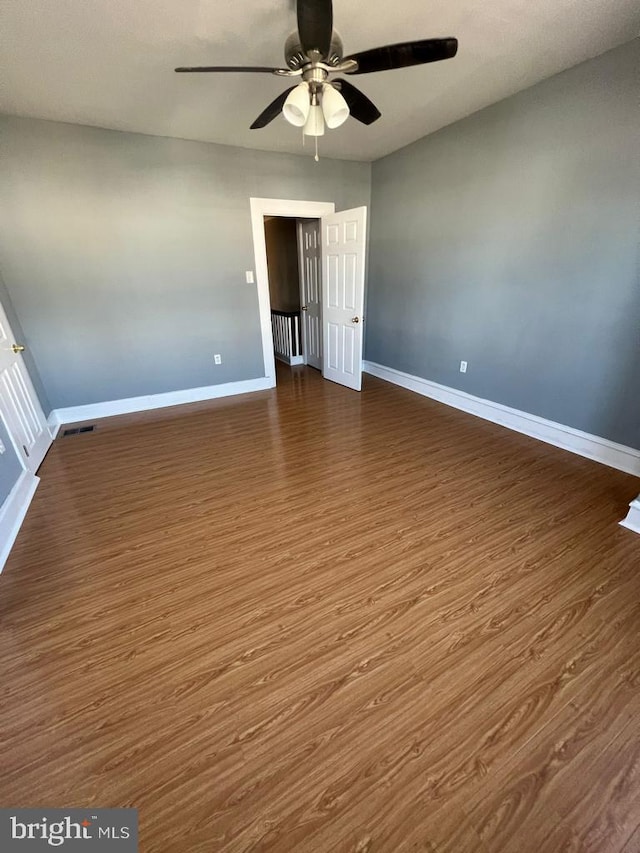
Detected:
left=0, top=439, right=5, bottom=455
left=460, top=361, right=468, bottom=373
left=214, top=354, right=222, bottom=365
left=245, top=270, right=255, bottom=284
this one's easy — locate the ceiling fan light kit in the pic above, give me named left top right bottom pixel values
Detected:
left=176, top=0, right=458, bottom=158
left=283, top=82, right=348, bottom=136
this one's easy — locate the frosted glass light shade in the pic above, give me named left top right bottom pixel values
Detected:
left=303, top=103, right=325, bottom=137
left=283, top=83, right=311, bottom=127
left=322, top=84, right=350, bottom=129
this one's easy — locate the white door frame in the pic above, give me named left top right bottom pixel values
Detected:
left=250, top=198, right=335, bottom=386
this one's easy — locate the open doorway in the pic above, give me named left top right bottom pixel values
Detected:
left=263, top=216, right=323, bottom=372
left=250, top=197, right=367, bottom=392
left=264, top=216, right=306, bottom=369
left=250, top=198, right=334, bottom=388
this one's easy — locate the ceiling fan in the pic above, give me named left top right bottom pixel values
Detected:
left=175, top=0, right=458, bottom=156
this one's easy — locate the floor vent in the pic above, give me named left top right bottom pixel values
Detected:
left=63, top=425, right=96, bottom=436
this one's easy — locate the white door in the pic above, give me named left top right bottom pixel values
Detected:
left=298, top=220, right=322, bottom=370
left=0, top=299, right=51, bottom=473
left=321, top=207, right=367, bottom=391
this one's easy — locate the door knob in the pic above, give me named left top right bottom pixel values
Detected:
left=301, top=305, right=308, bottom=311
left=11, top=344, right=25, bottom=353
left=351, top=317, right=360, bottom=324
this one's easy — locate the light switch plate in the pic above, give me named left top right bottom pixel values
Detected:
left=245, top=270, right=255, bottom=284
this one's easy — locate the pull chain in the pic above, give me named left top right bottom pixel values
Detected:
left=314, top=135, right=319, bottom=162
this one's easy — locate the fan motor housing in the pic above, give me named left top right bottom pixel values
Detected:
left=284, top=31, right=343, bottom=69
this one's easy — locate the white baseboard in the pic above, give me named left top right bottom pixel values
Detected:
left=620, top=497, right=640, bottom=534
left=47, top=376, right=275, bottom=428
left=0, top=470, right=39, bottom=573
left=275, top=353, right=305, bottom=366
left=363, top=361, right=640, bottom=478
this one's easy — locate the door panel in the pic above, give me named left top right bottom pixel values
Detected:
left=327, top=323, right=339, bottom=370
left=321, top=207, right=367, bottom=391
left=343, top=325, right=356, bottom=375
left=0, top=300, right=51, bottom=473
left=298, top=220, right=322, bottom=370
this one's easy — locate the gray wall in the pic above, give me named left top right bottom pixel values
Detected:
left=0, top=116, right=370, bottom=409
left=265, top=218, right=301, bottom=313
left=367, top=40, right=640, bottom=449
left=0, top=415, right=23, bottom=507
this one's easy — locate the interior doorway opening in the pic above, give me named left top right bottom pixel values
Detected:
left=250, top=197, right=334, bottom=388
left=263, top=215, right=322, bottom=373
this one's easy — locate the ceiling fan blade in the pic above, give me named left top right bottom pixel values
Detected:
left=344, top=38, right=458, bottom=75
left=175, top=66, right=285, bottom=74
left=334, top=80, right=381, bottom=125
left=250, top=87, right=296, bottom=129
left=297, top=0, right=333, bottom=58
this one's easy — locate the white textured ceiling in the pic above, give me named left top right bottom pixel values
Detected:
left=2, top=0, right=639, bottom=161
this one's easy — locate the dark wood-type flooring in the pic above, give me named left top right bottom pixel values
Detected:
left=1, top=365, right=639, bottom=852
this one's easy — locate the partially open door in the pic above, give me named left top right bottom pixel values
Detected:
left=298, top=219, right=322, bottom=370
left=321, top=206, right=367, bottom=391
left=0, top=298, right=51, bottom=473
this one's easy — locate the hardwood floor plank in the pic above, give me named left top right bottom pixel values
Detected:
left=0, top=365, right=638, bottom=851
left=385, top=647, right=640, bottom=852
left=622, top=824, right=640, bottom=852
left=226, top=597, right=640, bottom=852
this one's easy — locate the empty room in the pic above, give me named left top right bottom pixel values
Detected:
left=1, top=0, right=639, bottom=850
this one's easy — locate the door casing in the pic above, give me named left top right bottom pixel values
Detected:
left=250, top=198, right=334, bottom=387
